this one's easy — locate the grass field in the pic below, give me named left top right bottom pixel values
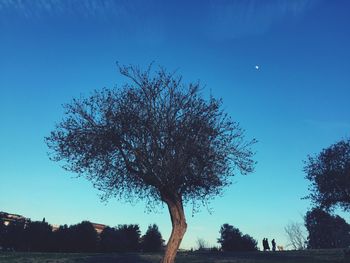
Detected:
left=1, top=249, right=349, bottom=263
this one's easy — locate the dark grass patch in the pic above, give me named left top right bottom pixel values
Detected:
left=0, top=249, right=348, bottom=263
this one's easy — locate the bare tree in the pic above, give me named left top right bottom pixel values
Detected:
left=46, top=64, right=256, bottom=263
left=196, top=238, right=209, bottom=251
left=284, top=222, right=307, bottom=250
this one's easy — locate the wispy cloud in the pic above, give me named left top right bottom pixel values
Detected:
left=0, top=0, right=133, bottom=19
left=206, top=0, right=319, bottom=39
left=0, top=0, right=321, bottom=43
left=0, top=0, right=166, bottom=45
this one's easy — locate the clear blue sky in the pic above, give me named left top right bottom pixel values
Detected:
left=0, top=0, right=349, bottom=249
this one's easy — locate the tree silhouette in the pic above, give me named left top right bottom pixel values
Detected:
left=196, top=238, right=209, bottom=251
left=304, top=138, right=350, bottom=211
left=218, top=224, right=257, bottom=251
left=52, top=224, right=70, bottom=252
left=25, top=220, right=53, bottom=251
left=284, top=221, right=307, bottom=250
left=0, top=218, right=5, bottom=248
left=100, top=224, right=141, bottom=252
left=305, top=208, right=350, bottom=249
left=116, top=224, right=141, bottom=252
left=69, top=221, right=98, bottom=252
left=142, top=224, right=164, bottom=252
left=46, top=64, right=256, bottom=263
left=99, top=226, right=118, bottom=252
left=2, top=221, right=25, bottom=251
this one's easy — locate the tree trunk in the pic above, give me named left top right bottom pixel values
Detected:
left=161, top=197, right=187, bottom=263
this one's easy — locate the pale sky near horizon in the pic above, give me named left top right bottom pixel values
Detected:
left=0, top=0, right=350, bottom=249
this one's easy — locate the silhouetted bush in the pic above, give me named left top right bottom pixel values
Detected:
left=305, top=208, right=350, bottom=249
left=210, top=246, right=220, bottom=252
left=141, top=224, right=164, bottom=252
left=218, top=224, right=257, bottom=251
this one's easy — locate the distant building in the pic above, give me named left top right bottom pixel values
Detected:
left=91, top=223, right=106, bottom=234
left=51, top=224, right=60, bottom=231
left=0, top=211, right=30, bottom=226
left=0, top=211, right=107, bottom=235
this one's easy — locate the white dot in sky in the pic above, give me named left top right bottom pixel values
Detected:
left=255, top=65, right=260, bottom=70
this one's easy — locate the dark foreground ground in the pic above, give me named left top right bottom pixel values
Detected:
left=1, top=249, right=349, bottom=263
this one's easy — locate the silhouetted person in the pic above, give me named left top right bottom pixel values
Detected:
left=262, top=238, right=265, bottom=251
left=271, top=239, right=276, bottom=251
left=262, top=238, right=267, bottom=251
left=266, top=238, right=270, bottom=251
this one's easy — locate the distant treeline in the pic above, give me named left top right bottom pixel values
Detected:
left=3, top=211, right=349, bottom=253
left=0, top=216, right=260, bottom=253
left=0, top=218, right=257, bottom=252
left=0, top=218, right=164, bottom=253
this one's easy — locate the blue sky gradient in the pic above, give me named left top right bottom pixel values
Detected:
left=0, top=0, right=349, bottom=249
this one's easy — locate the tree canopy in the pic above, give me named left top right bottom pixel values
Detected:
left=217, top=223, right=258, bottom=251
left=25, top=220, right=52, bottom=252
left=46, top=64, right=256, bottom=263
left=99, top=224, right=141, bottom=252
left=141, top=224, right=164, bottom=252
left=305, top=208, right=350, bottom=249
left=304, top=138, right=350, bottom=211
